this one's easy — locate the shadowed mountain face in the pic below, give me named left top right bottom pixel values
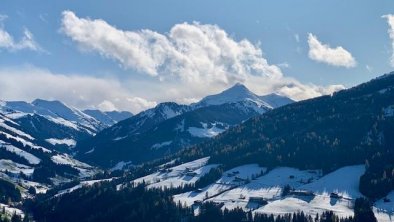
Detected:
left=75, top=84, right=294, bottom=168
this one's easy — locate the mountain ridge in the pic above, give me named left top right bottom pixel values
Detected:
left=75, top=83, right=294, bottom=167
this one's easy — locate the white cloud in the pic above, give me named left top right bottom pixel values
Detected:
left=0, top=15, right=42, bottom=52
left=0, top=67, right=156, bottom=114
left=59, top=11, right=344, bottom=103
left=294, top=33, right=300, bottom=43
left=307, top=33, right=356, bottom=68
left=61, top=10, right=282, bottom=84
left=245, top=75, right=345, bottom=101
left=97, top=100, right=117, bottom=112
left=383, top=14, right=394, bottom=67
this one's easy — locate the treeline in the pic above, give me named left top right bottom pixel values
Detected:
left=193, top=202, right=356, bottom=222
left=0, top=179, right=21, bottom=203
left=29, top=183, right=191, bottom=222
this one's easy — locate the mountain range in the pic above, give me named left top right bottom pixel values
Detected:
left=0, top=83, right=292, bottom=195
left=76, top=83, right=293, bottom=167
left=0, top=99, right=133, bottom=195
left=27, top=72, right=394, bottom=222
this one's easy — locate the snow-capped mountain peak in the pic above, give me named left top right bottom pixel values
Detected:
left=195, top=83, right=259, bottom=107
left=32, top=99, right=94, bottom=122
left=193, top=83, right=293, bottom=110
left=0, top=99, right=133, bottom=140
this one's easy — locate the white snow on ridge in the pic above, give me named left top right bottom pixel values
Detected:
left=111, top=161, right=133, bottom=171
left=0, top=119, right=34, bottom=140
left=46, top=116, right=79, bottom=131
left=55, top=178, right=117, bottom=197
left=51, top=154, right=91, bottom=168
left=0, top=159, right=34, bottom=176
left=0, top=131, right=51, bottom=153
left=188, top=122, right=226, bottom=138
left=195, top=83, right=272, bottom=109
left=151, top=141, right=172, bottom=149
left=45, top=138, right=76, bottom=147
left=113, top=136, right=127, bottom=141
left=1, top=143, right=41, bottom=164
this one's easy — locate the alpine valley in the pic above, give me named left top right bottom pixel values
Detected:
left=1, top=74, right=394, bottom=222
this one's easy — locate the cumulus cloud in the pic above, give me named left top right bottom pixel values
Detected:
left=59, top=11, right=344, bottom=102
left=244, top=75, right=345, bottom=101
left=61, top=10, right=282, bottom=85
left=0, top=67, right=156, bottom=114
left=0, top=15, right=42, bottom=52
left=307, top=33, right=356, bottom=68
left=383, top=14, right=394, bottom=67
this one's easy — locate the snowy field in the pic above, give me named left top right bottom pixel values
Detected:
left=374, top=191, right=394, bottom=222
left=45, top=138, right=76, bottom=147
left=51, top=154, right=98, bottom=177
left=0, top=159, right=34, bottom=176
left=173, top=164, right=266, bottom=206
left=154, top=158, right=394, bottom=221
left=0, top=203, right=24, bottom=218
left=209, top=167, right=320, bottom=210
left=127, top=157, right=219, bottom=190
left=1, top=143, right=41, bottom=164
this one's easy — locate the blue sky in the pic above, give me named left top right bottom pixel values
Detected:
left=1, top=0, right=394, bottom=113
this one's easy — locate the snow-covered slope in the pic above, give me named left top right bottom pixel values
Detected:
left=0, top=108, right=100, bottom=203
left=0, top=99, right=133, bottom=152
left=129, top=157, right=217, bottom=189
left=107, top=102, right=191, bottom=137
left=2, top=99, right=132, bottom=134
left=2, top=100, right=100, bottom=136
left=124, top=158, right=392, bottom=221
